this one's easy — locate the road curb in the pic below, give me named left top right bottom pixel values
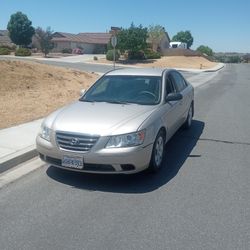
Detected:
left=0, top=146, right=38, bottom=174
left=203, top=63, right=224, bottom=72
left=178, top=63, right=225, bottom=73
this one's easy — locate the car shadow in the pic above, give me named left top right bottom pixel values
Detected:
left=46, top=120, right=204, bottom=193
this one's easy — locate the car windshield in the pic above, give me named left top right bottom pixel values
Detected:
left=80, top=75, right=162, bottom=105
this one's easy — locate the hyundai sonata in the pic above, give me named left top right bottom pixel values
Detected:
left=36, top=68, right=194, bottom=174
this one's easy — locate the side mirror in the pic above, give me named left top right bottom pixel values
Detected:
left=80, top=89, right=86, bottom=97
left=166, top=93, right=183, bottom=102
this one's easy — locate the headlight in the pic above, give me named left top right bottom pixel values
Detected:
left=106, top=130, right=145, bottom=148
left=39, top=124, right=51, bottom=141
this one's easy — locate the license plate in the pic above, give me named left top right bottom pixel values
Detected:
left=62, top=156, right=84, bottom=169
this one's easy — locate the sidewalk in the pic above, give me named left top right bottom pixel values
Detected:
left=0, top=119, right=42, bottom=173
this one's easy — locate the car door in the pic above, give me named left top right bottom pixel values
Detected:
left=170, top=71, right=190, bottom=124
left=161, top=74, right=183, bottom=141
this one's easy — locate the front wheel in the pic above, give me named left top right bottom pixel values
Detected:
left=148, top=130, right=165, bottom=173
left=183, top=104, right=193, bottom=129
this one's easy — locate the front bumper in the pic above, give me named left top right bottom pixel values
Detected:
left=36, top=135, right=153, bottom=174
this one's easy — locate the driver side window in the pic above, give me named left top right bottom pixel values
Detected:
left=166, top=77, right=175, bottom=95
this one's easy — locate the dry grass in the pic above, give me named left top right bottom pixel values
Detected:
left=0, top=60, right=98, bottom=129
left=135, top=56, right=217, bottom=69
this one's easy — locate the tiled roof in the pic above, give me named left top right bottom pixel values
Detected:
left=52, top=32, right=83, bottom=42
left=52, top=32, right=112, bottom=44
left=78, top=33, right=112, bottom=44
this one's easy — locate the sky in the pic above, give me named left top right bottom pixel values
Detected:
left=0, top=0, right=250, bottom=53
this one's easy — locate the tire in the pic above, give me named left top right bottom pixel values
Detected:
left=148, top=130, right=165, bottom=173
left=183, top=104, right=193, bottom=129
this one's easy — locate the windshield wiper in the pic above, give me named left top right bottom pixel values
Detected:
left=104, top=100, right=130, bottom=104
left=80, top=99, right=130, bottom=104
left=80, top=99, right=96, bottom=102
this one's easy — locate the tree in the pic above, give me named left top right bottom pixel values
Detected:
left=117, top=23, right=148, bottom=57
left=172, top=30, right=193, bottom=49
left=35, top=27, right=54, bottom=57
left=228, top=56, right=241, bottom=63
left=7, top=11, right=35, bottom=47
left=196, top=45, right=213, bottom=56
left=147, top=25, right=165, bottom=51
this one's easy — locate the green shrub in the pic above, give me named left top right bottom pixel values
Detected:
left=228, top=56, right=241, bottom=63
left=144, top=49, right=161, bottom=59
left=0, top=44, right=16, bottom=51
left=106, top=49, right=120, bottom=61
left=0, top=47, right=11, bottom=55
left=93, top=56, right=98, bottom=60
left=15, top=48, right=31, bottom=56
left=128, top=50, right=145, bottom=60
left=196, top=45, right=213, bottom=57
left=61, top=48, right=72, bottom=53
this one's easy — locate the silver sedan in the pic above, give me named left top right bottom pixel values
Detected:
left=36, top=68, right=194, bottom=174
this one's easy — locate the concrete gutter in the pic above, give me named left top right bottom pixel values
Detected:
left=0, top=146, right=37, bottom=174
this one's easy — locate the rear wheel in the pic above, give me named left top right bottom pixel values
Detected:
left=148, top=130, right=165, bottom=173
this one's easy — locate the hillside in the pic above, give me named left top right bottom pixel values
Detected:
left=0, top=60, right=98, bottom=129
left=135, top=56, right=217, bottom=69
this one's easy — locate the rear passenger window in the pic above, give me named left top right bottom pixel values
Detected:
left=171, top=72, right=187, bottom=92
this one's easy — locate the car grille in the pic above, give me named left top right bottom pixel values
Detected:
left=56, top=131, right=99, bottom=152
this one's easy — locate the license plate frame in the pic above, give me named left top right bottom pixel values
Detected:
left=62, top=155, right=84, bottom=170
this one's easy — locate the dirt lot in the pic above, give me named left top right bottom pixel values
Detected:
left=0, top=60, right=98, bottom=129
left=94, top=56, right=217, bottom=69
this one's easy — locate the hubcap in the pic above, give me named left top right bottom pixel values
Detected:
left=155, top=136, right=164, bottom=167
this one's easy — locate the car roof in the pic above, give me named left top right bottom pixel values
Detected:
left=106, top=67, right=169, bottom=77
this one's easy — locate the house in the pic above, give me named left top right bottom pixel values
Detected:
left=147, top=31, right=171, bottom=54
left=158, top=32, right=171, bottom=54
left=52, top=29, right=171, bottom=55
left=51, top=32, right=112, bottom=53
left=0, top=30, right=14, bottom=47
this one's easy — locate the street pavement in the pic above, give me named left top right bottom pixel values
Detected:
left=0, top=64, right=249, bottom=250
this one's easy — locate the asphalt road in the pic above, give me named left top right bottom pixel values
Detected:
left=0, top=55, right=115, bottom=74
left=0, top=64, right=249, bottom=250
left=38, top=60, right=116, bottom=74
left=0, top=55, right=196, bottom=77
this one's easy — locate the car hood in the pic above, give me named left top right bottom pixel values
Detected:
left=47, top=101, right=157, bottom=136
